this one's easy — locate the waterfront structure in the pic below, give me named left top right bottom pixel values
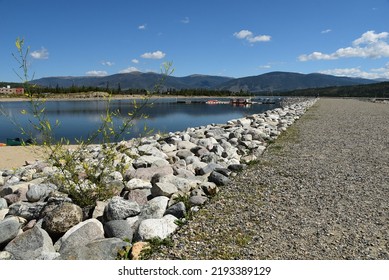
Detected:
left=0, top=85, right=24, bottom=95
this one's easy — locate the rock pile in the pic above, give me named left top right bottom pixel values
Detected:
left=0, top=99, right=316, bottom=260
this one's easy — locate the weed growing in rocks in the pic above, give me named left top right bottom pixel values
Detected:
left=116, top=238, right=133, bottom=260
left=139, top=237, right=174, bottom=260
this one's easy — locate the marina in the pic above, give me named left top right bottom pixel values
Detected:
left=175, top=97, right=278, bottom=105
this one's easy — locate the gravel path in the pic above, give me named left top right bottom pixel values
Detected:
left=151, top=98, right=389, bottom=260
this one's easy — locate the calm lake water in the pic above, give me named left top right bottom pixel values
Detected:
left=0, top=97, right=280, bottom=144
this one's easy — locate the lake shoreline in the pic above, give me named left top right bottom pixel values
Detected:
left=0, top=94, right=258, bottom=103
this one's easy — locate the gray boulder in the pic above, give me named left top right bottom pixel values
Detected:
left=5, top=176, right=20, bottom=185
left=92, top=201, right=108, bottom=220
left=124, top=189, right=151, bottom=206
left=139, top=196, right=169, bottom=220
left=104, top=220, right=134, bottom=241
left=176, top=149, right=194, bottom=160
left=26, top=184, right=50, bottom=202
left=196, top=163, right=223, bottom=175
left=208, top=171, right=230, bottom=186
left=165, top=202, right=186, bottom=219
left=189, top=195, right=208, bottom=206
left=160, top=143, right=176, bottom=153
left=124, top=178, right=152, bottom=191
left=154, top=174, right=197, bottom=193
left=127, top=165, right=173, bottom=181
left=201, top=153, right=219, bottom=163
left=0, top=186, right=13, bottom=197
left=151, top=182, right=178, bottom=198
left=133, top=155, right=169, bottom=169
left=0, top=217, right=22, bottom=247
left=103, top=196, right=140, bottom=222
left=58, top=238, right=127, bottom=260
left=214, top=167, right=232, bottom=177
left=192, top=147, right=209, bottom=157
left=42, top=202, right=83, bottom=239
left=20, top=168, right=37, bottom=182
left=0, top=251, right=14, bottom=260
left=126, top=216, right=140, bottom=233
left=177, top=141, right=197, bottom=150
left=190, top=188, right=206, bottom=197
left=7, top=201, right=46, bottom=221
left=136, top=214, right=178, bottom=241
left=0, top=209, right=9, bottom=221
left=57, top=218, right=104, bottom=255
left=138, top=144, right=166, bottom=158
left=4, top=226, right=55, bottom=260
left=0, top=197, right=7, bottom=210
left=197, top=138, right=214, bottom=150
left=174, top=168, right=196, bottom=180
left=237, top=118, right=251, bottom=127
left=3, top=193, right=21, bottom=205
left=228, top=164, right=247, bottom=172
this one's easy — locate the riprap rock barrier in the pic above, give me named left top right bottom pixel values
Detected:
left=0, top=98, right=316, bottom=260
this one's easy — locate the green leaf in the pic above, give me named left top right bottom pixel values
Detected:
left=15, top=38, right=23, bottom=50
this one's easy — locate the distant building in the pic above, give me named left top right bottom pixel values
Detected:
left=0, top=85, right=24, bottom=95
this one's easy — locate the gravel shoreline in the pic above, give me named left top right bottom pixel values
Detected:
left=151, top=98, right=389, bottom=260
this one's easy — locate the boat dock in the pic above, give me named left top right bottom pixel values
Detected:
left=175, top=98, right=266, bottom=105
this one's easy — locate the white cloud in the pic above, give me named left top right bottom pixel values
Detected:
left=181, top=17, right=190, bottom=24
left=141, top=50, right=166, bottom=59
left=299, top=51, right=336, bottom=61
left=321, top=29, right=332, bottom=34
left=259, top=65, right=272, bottom=69
left=372, top=62, right=389, bottom=73
left=86, top=70, right=108, bottom=76
left=234, top=29, right=271, bottom=44
left=30, top=47, right=49, bottom=59
left=234, top=30, right=253, bottom=39
left=299, top=30, right=389, bottom=61
left=102, top=61, right=114, bottom=66
left=119, top=66, right=139, bottom=73
left=247, top=35, right=271, bottom=43
left=131, top=59, right=139, bottom=64
left=353, top=30, right=388, bottom=45
left=138, top=24, right=146, bottom=30
left=319, top=63, right=389, bottom=79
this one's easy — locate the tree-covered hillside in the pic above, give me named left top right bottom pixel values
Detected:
left=272, top=82, right=389, bottom=98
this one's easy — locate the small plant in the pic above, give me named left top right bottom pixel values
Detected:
left=116, top=238, right=132, bottom=260
left=173, top=193, right=191, bottom=210
left=139, top=237, right=173, bottom=260
left=171, top=193, right=197, bottom=226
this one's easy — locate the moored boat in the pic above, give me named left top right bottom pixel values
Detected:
left=6, top=138, right=33, bottom=146
left=230, top=98, right=253, bottom=105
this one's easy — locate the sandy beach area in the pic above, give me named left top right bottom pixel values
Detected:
left=0, top=146, right=45, bottom=169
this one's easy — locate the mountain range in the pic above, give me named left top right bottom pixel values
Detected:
left=32, top=71, right=377, bottom=93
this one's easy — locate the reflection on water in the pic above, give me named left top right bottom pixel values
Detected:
left=0, top=98, right=280, bottom=144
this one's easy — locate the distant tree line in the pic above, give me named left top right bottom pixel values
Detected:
left=269, top=82, right=389, bottom=98
left=2, top=81, right=388, bottom=98
left=1, top=81, right=248, bottom=97
left=162, top=88, right=248, bottom=96
left=0, top=82, right=23, bottom=88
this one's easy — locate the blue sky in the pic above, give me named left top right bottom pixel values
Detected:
left=1, top=0, right=389, bottom=82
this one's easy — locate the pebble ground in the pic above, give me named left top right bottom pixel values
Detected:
left=151, top=98, right=389, bottom=260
